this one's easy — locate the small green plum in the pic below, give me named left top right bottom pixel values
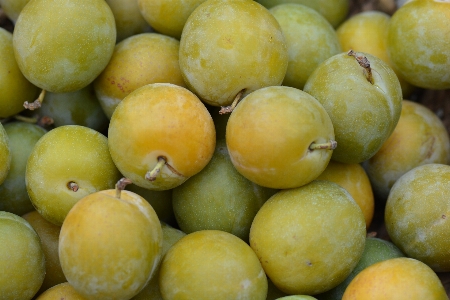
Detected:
left=0, top=122, right=11, bottom=185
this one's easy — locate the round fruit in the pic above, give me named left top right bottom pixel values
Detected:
left=0, top=0, right=30, bottom=23
left=108, top=83, right=216, bottom=191
left=159, top=230, right=268, bottom=299
left=179, top=0, right=288, bottom=107
left=387, top=0, right=450, bottom=89
left=385, top=163, right=450, bottom=272
left=35, top=282, right=87, bottom=300
left=249, top=180, right=366, bottom=295
left=13, top=0, right=116, bottom=93
left=59, top=186, right=163, bottom=299
left=226, top=86, right=335, bottom=189
left=0, top=211, right=46, bottom=300
left=342, top=257, right=448, bottom=300
left=26, top=125, right=121, bottom=226
left=0, top=27, right=39, bottom=118
left=0, top=122, right=11, bottom=186
left=303, top=51, right=403, bottom=164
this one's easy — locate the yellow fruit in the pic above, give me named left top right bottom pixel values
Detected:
left=36, top=282, right=87, bottom=300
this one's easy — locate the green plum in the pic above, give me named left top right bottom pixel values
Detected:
left=269, top=3, right=342, bottom=90
left=179, top=0, right=288, bottom=107
left=0, top=122, right=11, bottom=185
left=38, top=84, right=109, bottom=133
left=13, top=0, right=116, bottom=93
left=0, top=211, right=46, bottom=300
left=0, top=27, right=40, bottom=118
left=26, top=125, right=122, bottom=226
left=0, top=122, right=46, bottom=216
left=172, top=139, right=277, bottom=241
left=303, top=51, right=403, bottom=164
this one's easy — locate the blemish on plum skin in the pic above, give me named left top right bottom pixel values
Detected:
left=442, top=214, right=446, bottom=219
left=306, top=260, right=312, bottom=267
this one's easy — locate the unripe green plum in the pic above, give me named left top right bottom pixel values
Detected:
left=172, top=139, right=277, bottom=241
left=94, top=33, right=186, bottom=119
left=385, top=164, right=450, bottom=272
left=108, top=83, right=216, bottom=191
left=304, top=51, right=403, bottom=164
left=59, top=187, right=163, bottom=299
left=13, top=0, right=116, bottom=93
left=226, top=86, right=335, bottom=189
left=256, top=0, right=349, bottom=28
left=179, top=0, right=288, bottom=107
left=269, top=3, right=342, bottom=90
left=138, top=0, right=206, bottom=39
left=0, top=28, right=39, bottom=118
left=0, top=0, right=30, bottom=23
left=0, top=122, right=11, bottom=185
left=387, top=0, right=450, bottom=89
left=249, top=180, right=366, bottom=295
left=26, top=125, right=121, bottom=226
left=0, top=211, right=46, bottom=300
left=0, top=122, right=46, bottom=216
left=105, top=0, right=152, bottom=42
left=39, top=84, right=109, bottom=132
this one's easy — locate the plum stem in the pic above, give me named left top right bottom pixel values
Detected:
left=24, top=89, right=46, bottom=110
left=309, top=140, right=337, bottom=151
left=115, top=177, right=132, bottom=199
left=347, top=50, right=374, bottom=84
left=67, top=181, right=79, bottom=192
left=145, top=156, right=166, bottom=181
left=219, top=89, right=245, bottom=114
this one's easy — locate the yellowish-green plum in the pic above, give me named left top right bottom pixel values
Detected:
left=269, top=3, right=342, bottom=90
left=226, top=86, right=335, bottom=189
left=387, top=0, right=450, bottom=90
left=108, top=83, right=216, bottom=191
left=138, top=0, right=206, bottom=39
left=342, top=258, right=448, bottom=300
left=0, top=122, right=11, bottom=185
left=159, top=230, right=268, bottom=299
left=0, top=122, right=46, bottom=216
left=385, top=164, right=450, bottom=272
left=179, top=0, right=288, bottom=107
left=12, top=0, right=116, bottom=93
left=0, top=0, right=30, bottom=23
left=94, top=33, right=186, bottom=119
left=0, top=211, right=46, bottom=300
left=26, top=125, right=121, bottom=226
left=105, top=0, right=152, bottom=42
left=303, top=51, right=403, bottom=164
left=276, top=296, right=317, bottom=300
left=22, top=210, right=66, bottom=296
left=336, top=10, right=415, bottom=98
left=0, top=28, right=40, bottom=118
left=256, top=0, right=350, bottom=28
left=59, top=184, right=163, bottom=300
left=249, top=180, right=366, bottom=295
left=364, top=100, right=450, bottom=201
left=36, top=282, right=87, bottom=300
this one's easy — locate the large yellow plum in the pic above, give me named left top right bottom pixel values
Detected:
left=36, top=282, right=87, bottom=300
left=179, top=0, right=288, bottom=107
left=26, top=125, right=121, bottom=226
left=303, top=51, right=403, bottom=164
left=226, top=86, right=335, bottom=189
left=159, top=230, right=268, bottom=299
left=385, top=164, right=450, bottom=272
left=0, top=122, right=11, bottom=185
left=269, top=3, right=342, bottom=90
left=12, top=0, right=116, bottom=93
left=94, top=33, right=186, bottom=119
left=108, top=83, right=216, bottom=191
left=364, top=100, right=450, bottom=201
left=0, top=27, right=39, bottom=118
left=387, top=0, right=450, bottom=90
left=0, top=211, right=46, bottom=300
left=138, top=0, right=206, bottom=39
left=249, top=180, right=366, bottom=295
left=342, top=258, right=448, bottom=300
left=59, top=186, right=163, bottom=299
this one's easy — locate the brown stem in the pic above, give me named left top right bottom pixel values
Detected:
left=67, top=181, right=79, bottom=192
left=24, top=89, right=46, bottom=110
left=219, top=89, right=245, bottom=114
left=145, top=156, right=166, bottom=181
left=309, top=140, right=337, bottom=151
left=347, top=50, right=373, bottom=84
left=115, top=177, right=132, bottom=199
